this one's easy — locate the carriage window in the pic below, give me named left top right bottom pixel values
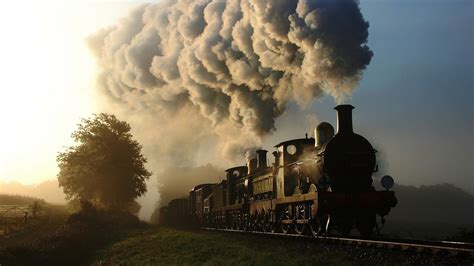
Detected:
left=233, top=170, right=240, bottom=177
left=286, top=144, right=297, bottom=155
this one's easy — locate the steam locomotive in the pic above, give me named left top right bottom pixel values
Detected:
left=160, top=105, right=397, bottom=236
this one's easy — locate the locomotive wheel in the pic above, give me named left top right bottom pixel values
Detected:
left=280, top=218, right=292, bottom=234
left=249, top=215, right=256, bottom=232
left=309, top=219, right=320, bottom=237
left=243, top=214, right=250, bottom=231
left=327, top=214, right=352, bottom=237
left=280, top=223, right=291, bottom=234
left=294, top=223, right=306, bottom=235
left=263, top=212, right=272, bottom=232
left=265, top=210, right=274, bottom=233
left=255, top=211, right=263, bottom=232
left=339, top=224, right=352, bottom=237
left=355, top=213, right=376, bottom=237
left=294, top=203, right=309, bottom=235
left=269, top=223, right=276, bottom=233
left=325, top=215, right=332, bottom=236
left=232, top=214, right=238, bottom=230
left=336, top=218, right=353, bottom=237
left=238, top=220, right=244, bottom=231
left=279, top=205, right=291, bottom=234
left=261, top=219, right=267, bottom=232
left=280, top=212, right=291, bottom=234
left=237, top=213, right=244, bottom=231
left=258, top=211, right=266, bottom=232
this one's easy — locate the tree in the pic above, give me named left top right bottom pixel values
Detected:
left=57, top=113, right=151, bottom=210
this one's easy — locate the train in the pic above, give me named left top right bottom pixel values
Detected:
left=160, top=105, right=397, bottom=236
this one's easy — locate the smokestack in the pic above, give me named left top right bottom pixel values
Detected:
left=247, top=158, right=257, bottom=175
left=334, top=105, right=354, bottom=135
left=256, top=150, right=268, bottom=170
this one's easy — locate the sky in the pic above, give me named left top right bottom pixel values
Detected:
left=0, top=1, right=136, bottom=184
left=262, top=0, right=474, bottom=192
left=0, top=0, right=472, bottom=195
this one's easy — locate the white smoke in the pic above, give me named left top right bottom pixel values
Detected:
left=89, top=0, right=372, bottom=157
left=88, top=0, right=373, bottom=216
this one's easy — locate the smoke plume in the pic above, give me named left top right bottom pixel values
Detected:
left=88, top=0, right=373, bottom=215
left=89, top=0, right=372, bottom=157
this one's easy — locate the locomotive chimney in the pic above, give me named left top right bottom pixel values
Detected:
left=247, top=158, right=257, bottom=174
left=334, top=104, right=354, bottom=134
left=256, top=149, right=268, bottom=170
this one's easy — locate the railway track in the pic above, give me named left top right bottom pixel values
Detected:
left=201, top=227, right=474, bottom=257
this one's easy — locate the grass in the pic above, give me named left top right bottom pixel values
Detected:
left=93, top=227, right=353, bottom=265
left=0, top=197, right=68, bottom=241
left=2, top=219, right=470, bottom=265
left=0, top=206, right=67, bottom=246
left=0, top=205, right=144, bottom=266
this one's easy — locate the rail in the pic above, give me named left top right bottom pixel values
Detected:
left=201, top=227, right=474, bottom=257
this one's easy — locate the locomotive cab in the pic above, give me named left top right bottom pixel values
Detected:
left=274, top=137, right=316, bottom=197
left=225, top=166, right=247, bottom=205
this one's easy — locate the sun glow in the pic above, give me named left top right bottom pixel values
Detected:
left=0, top=1, right=137, bottom=185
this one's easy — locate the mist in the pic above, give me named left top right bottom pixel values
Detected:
left=0, top=180, right=66, bottom=205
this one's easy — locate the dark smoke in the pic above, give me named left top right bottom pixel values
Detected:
left=88, top=0, right=373, bottom=216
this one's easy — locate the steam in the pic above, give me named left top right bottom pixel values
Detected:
left=88, top=0, right=373, bottom=217
left=89, top=0, right=372, bottom=155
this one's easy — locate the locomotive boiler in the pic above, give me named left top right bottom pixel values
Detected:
left=164, top=105, right=397, bottom=237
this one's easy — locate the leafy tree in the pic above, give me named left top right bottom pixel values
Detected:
left=57, top=113, right=151, bottom=210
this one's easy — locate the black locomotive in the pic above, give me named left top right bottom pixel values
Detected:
left=161, top=105, right=397, bottom=236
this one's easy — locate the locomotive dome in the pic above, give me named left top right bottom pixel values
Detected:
left=315, top=122, right=335, bottom=146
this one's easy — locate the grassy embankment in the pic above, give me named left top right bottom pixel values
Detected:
left=0, top=194, right=351, bottom=266
left=1, top=194, right=472, bottom=265
left=0, top=194, right=352, bottom=266
left=93, top=227, right=353, bottom=265
left=0, top=194, right=66, bottom=240
left=0, top=196, right=144, bottom=266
